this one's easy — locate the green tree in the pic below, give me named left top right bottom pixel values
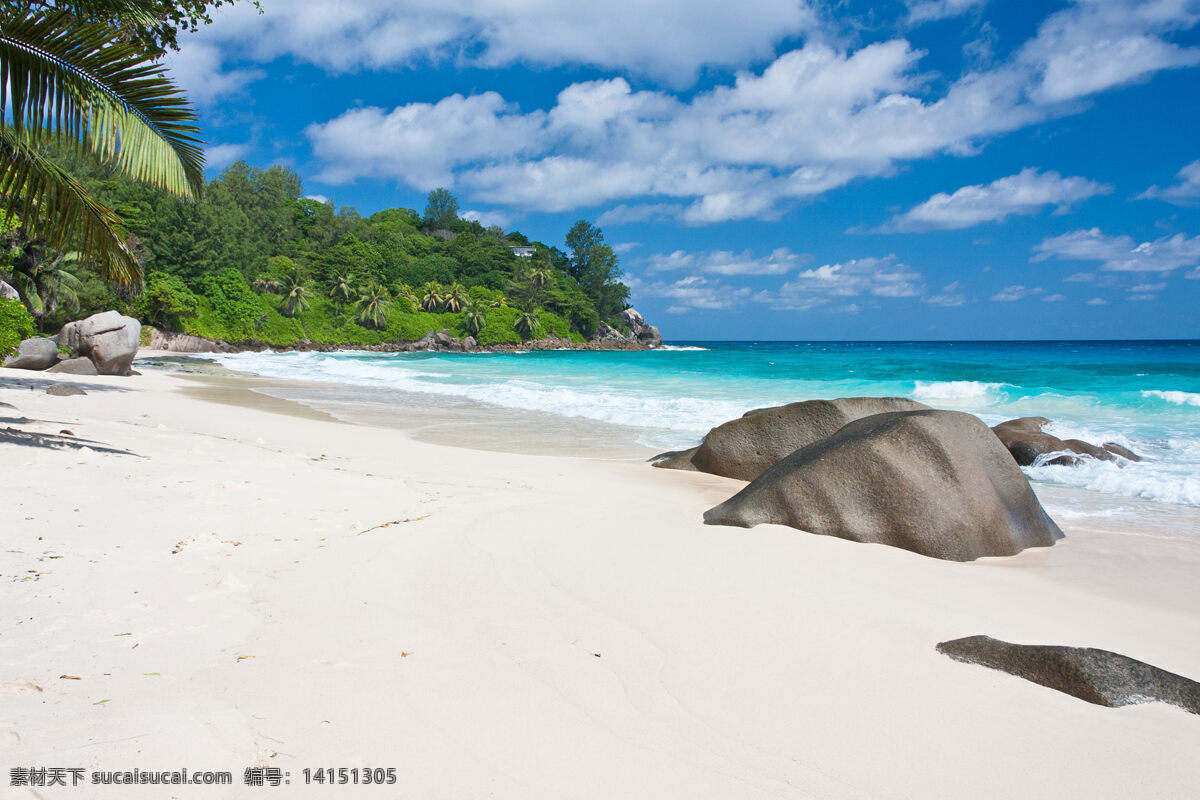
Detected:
left=328, top=273, right=354, bottom=312
left=514, top=309, right=539, bottom=340
left=462, top=300, right=486, bottom=336
left=135, top=269, right=197, bottom=328
left=565, top=220, right=629, bottom=320
left=423, top=188, right=459, bottom=229
left=356, top=282, right=390, bottom=329
left=420, top=281, right=444, bottom=312
left=0, top=4, right=209, bottom=285
left=443, top=282, right=467, bottom=313
left=277, top=271, right=309, bottom=317
left=0, top=296, right=36, bottom=357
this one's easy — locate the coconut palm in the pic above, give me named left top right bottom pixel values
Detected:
left=514, top=309, right=540, bottom=340
left=443, top=282, right=467, bottom=313
left=462, top=301, right=486, bottom=336
left=278, top=273, right=310, bottom=317
left=328, top=273, right=354, bottom=311
left=527, top=264, right=552, bottom=292
left=357, top=282, right=390, bottom=329
left=4, top=245, right=83, bottom=329
left=419, top=281, right=444, bottom=312
left=251, top=277, right=281, bottom=294
left=0, top=7, right=205, bottom=286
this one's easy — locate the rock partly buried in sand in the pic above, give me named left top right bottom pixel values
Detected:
left=47, top=357, right=99, bottom=375
left=3, top=337, right=59, bottom=370
left=46, top=384, right=87, bottom=397
left=57, top=310, right=140, bottom=376
left=704, top=409, right=1064, bottom=561
left=937, top=635, right=1200, bottom=715
left=654, top=397, right=931, bottom=481
left=992, top=417, right=1141, bottom=465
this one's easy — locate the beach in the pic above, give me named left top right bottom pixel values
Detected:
left=2, top=358, right=1199, bottom=799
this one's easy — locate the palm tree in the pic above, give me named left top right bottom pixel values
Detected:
left=462, top=300, right=486, bottom=336
left=328, top=273, right=354, bottom=312
left=278, top=273, right=309, bottom=317
left=4, top=244, right=83, bottom=329
left=419, top=281, right=444, bottom=312
left=0, top=7, right=205, bottom=287
left=443, top=282, right=467, bottom=313
left=514, top=309, right=540, bottom=340
left=357, top=282, right=390, bottom=329
left=528, top=264, right=552, bottom=292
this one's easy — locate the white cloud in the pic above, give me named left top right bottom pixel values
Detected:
left=1042, top=293, right=1066, bottom=301
left=304, top=194, right=330, bottom=204
left=182, top=0, right=819, bottom=87
left=924, top=281, right=967, bottom=306
left=1032, top=228, right=1200, bottom=272
left=1130, top=281, right=1167, bottom=292
left=281, top=3, right=1200, bottom=222
left=1128, top=293, right=1158, bottom=301
left=645, top=248, right=808, bottom=276
left=629, top=274, right=753, bottom=312
left=1087, top=297, right=1109, bottom=305
left=755, top=255, right=925, bottom=311
left=1139, top=160, right=1200, bottom=206
left=460, top=209, right=513, bottom=229
left=205, top=142, right=252, bottom=171
left=1017, top=0, right=1200, bottom=105
left=991, top=285, right=1045, bottom=302
left=163, top=41, right=263, bottom=106
left=878, top=168, right=1110, bottom=231
left=907, top=0, right=989, bottom=24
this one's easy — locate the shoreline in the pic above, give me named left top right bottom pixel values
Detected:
left=2, top=365, right=1198, bottom=798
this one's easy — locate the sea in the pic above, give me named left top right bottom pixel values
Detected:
left=174, top=340, right=1200, bottom=521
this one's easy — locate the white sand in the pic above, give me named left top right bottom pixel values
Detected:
left=2, top=366, right=1198, bottom=799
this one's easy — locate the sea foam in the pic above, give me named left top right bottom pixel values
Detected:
left=1142, top=390, right=1200, bottom=407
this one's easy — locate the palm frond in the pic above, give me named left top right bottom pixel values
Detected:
left=0, top=10, right=204, bottom=197
left=0, top=128, right=140, bottom=284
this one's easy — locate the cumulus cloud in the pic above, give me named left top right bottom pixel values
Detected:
left=877, top=168, right=1110, bottom=231
left=907, top=0, right=989, bottom=24
left=629, top=274, right=754, bottom=313
left=924, top=281, right=967, bottom=306
left=1087, top=297, right=1109, bottom=305
left=645, top=248, right=808, bottom=276
left=991, top=285, right=1045, bottom=301
left=298, top=2, right=1200, bottom=222
left=1032, top=228, right=1200, bottom=272
left=1139, top=160, right=1200, bottom=206
left=460, top=209, right=513, bottom=229
left=163, top=41, right=263, bottom=106
left=205, top=142, right=253, bottom=171
left=177, top=0, right=819, bottom=87
left=754, top=256, right=925, bottom=311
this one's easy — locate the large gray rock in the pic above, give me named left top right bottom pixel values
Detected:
left=145, top=327, right=237, bottom=354
left=58, top=311, right=140, bottom=376
left=992, top=417, right=1140, bottom=465
left=703, top=409, right=1064, bottom=561
left=937, top=635, right=1200, bottom=715
left=0, top=280, right=17, bottom=300
left=47, top=357, right=99, bottom=375
left=636, top=324, right=663, bottom=347
left=655, top=397, right=931, bottom=481
left=3, top=337, right=58, bottom=370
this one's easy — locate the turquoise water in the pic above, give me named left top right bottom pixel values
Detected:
left=199, top=341, right=1200, bottom=507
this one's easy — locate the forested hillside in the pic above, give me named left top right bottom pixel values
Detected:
left=3, top=155, right=633, bottom=348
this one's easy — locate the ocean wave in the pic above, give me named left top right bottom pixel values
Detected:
left=1142, top=389, right=1200, bottom=407
left=196, top=350, right=744, bottom=437
left=911, top=380, right=1007, bottom=405
left=1025, top=458, right=1200, bottom=507
left=654, top=345, right=709, bottom=352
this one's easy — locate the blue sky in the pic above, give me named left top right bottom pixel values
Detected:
left=166, top=0, right=1200, bottom=340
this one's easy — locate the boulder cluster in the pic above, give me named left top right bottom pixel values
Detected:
left=990, top=417, right=1140, bottom=465
left=591, top=308, right=662, bottom=348
left=4, top=311, right=141, bottom=376
left=655, top=397, right=1068, bottom=561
